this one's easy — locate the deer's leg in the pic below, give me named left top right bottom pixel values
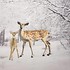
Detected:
left=9, top=47, right=12, bottom=60
left=33, top=40, right=35, bottom=45
left=9, top=47, right=15, bottom=60
left=29, top=40, right=33, bottom=58
left=41, top=39, right=48, bottom=56
left=20, top=41, right=26, bottom=57
left=11, top=48, right=15, bottom=60
left=47, top=43, right=51, bottom=56
left=16, top=46, right=19, bottom=58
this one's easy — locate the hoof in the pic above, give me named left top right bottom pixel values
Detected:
left=42, top=54, right=45, bottom=56
left=47, top=53, right=51, bottom=56
left=9, top=58, right=13, bottom=61
left=31, top=56, right=33, bottom=58
left=20, top=55, right=22, bottom=57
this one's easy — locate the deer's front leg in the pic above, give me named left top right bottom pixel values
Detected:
left=20, top=41, right=26, bottom=57
left=9, top=47, right=12, bottom=60
left=29, top=40, right=33, bottom=58
left=9, top=47, right=15, bottom=60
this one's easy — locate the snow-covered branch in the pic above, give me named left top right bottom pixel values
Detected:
left=46, top=0, right=59, bottom=8
left=48, top=8, right=70, bottom=22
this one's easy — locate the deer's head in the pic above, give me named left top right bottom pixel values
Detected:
left=17, top=21, right=29, bottom=29
left=10, top=31, right=18, bottom=37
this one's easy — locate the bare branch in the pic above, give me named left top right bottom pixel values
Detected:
left=48, top=8, right=66, bottom=20
left=65, top=12, right=70, bottom=17
left=46, top=0, right=59, bottom=8
left=59, top=40, right=67, bottom=50
left=48, top=8, right=70, bottom=22
left=46, top=0, right=70, bottom=11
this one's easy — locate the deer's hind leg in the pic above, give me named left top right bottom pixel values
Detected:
left=46, top=41, right=51, bottom=56
left=41, top=38, right=48, bottom=56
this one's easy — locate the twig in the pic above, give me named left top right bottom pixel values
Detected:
left=59, top=40, right=67, bottom=50
left=48, top=8, right=70, bottom=22
left=48, top=8, right=66, bottom=20
left=46, top=0, right=58, bottom=8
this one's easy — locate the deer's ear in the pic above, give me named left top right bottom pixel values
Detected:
left=17, top=21, right=21, bottom=25
left=10, top=31, right=12, bottom=34
left=24, top=23, right=29, bottom=26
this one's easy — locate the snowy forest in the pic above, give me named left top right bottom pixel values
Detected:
left=0, top=0, right=70, bottom=70
left=0, top=0, right=70, bottom=47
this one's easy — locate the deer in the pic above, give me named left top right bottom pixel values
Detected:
left=9, top=31, right=19, bottom=60
left=17, top=21, right=51, bottom=58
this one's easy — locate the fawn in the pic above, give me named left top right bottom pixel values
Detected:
left=9, top=31, right=19, bottom=60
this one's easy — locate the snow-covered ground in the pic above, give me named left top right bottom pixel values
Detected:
left=0, top=40, right=70, bottom=70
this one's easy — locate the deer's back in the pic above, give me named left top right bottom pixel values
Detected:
left=21, top=30, right=49, bottom=40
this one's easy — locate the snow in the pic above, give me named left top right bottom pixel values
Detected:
left=0, top=40, right=70, bottom=70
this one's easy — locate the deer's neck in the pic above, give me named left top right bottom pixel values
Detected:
left=19, top=29, right=23, bottom=41
left=19, top=29, right=29, bottom=41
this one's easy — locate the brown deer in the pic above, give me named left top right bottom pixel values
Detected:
left=9, top=31, right=19, bottom=60
left=17, top=21, right=51, bottom=58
